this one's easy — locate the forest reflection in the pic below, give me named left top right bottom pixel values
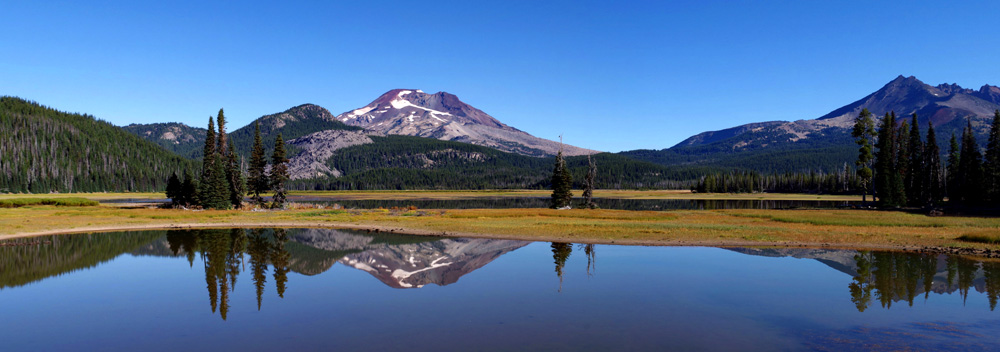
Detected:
left=165, top=229, right=290, bottom=320
left=4, top=230, right=1000, bottom=317
left=850, top=251, right=1000, bottom=312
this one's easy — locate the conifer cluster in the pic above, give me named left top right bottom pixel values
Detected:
left=165, top=111, right=289, bottom=209
left=854, top=109, right=1000, bottom=208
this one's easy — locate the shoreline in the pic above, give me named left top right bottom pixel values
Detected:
left=3, top=220, right=997, bottom=259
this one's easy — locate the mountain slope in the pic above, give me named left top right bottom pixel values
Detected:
left=125, top=104, right=360, bottom=160
left=122, top=122, right=207, bottom=158
left=624, top=76, right=1000, bottom=177
left=0, top=97, right=196, bottom=193
left=287, top=135, right=676, bottom=190
left=335, top=89, right=597, bottom=157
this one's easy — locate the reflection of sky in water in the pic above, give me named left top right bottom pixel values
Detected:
left=1, top=232, right=998, bottom=351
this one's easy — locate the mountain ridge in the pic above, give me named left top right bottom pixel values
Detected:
left=624, top=75, right=1000, bottom=177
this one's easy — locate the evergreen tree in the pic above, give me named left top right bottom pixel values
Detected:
left=199, top=116, right=218, bottom=206
left=205, top=152, right=231, bottom=209
left=166, top=172, right=181, bottom=207
left=958, top=121, right=984, bottom=204
left=923, top=122, right=944, bottom=205
left=581, top=154, right=598, bottom=209
left=181, top=169, right=199, bottom=206
left=217, top=108, right=228, bottom=156
left=270, top=134, right=289, bottom=209
left=226, top=140, right=245, bottom=209
left=905, top=114, right=924, bottom=206
left=550, top=148, right=573, bottom=209
left=248, top=123, right=269, bottom=206
left=985, top=110, right=1000, bottom=204
left=875, top=112, right=906, bottom=207
left=852, top=108, right=876, bottom=205
left=947, top=133, right=961, bottom=201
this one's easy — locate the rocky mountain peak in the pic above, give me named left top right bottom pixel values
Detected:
left=334, top=89, right=596, bottom=156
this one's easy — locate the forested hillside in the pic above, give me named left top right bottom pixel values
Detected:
left=289, top=135, right=679, bottom=190
left=228, top=104, right=361, bottom=161
left=127, top=104, right=361, bottom=160
left=0, top=97, right=196, bottom=193
left=122, top=122, right=207, bottom=158
left=622, top=129, right=857, bottom=179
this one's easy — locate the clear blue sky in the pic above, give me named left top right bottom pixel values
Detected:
left=3, top=1, right=1000, bottom=152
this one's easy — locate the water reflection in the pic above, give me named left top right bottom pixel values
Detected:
left=731, top=248, right=1000, bottom=312
left=4, top=231, right=1000, bottom=315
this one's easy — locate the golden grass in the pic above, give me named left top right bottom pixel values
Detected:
left=1, top=205, right=998, bottom=251
left=0, top=190, right=862, bottom=201
left=286, top=189, right=862, bottom=201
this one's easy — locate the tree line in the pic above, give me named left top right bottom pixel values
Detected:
left=853, top=109, right=1000, bottom=207
left=165, top=109, right=290, bottom=209
left=0, top=97, right=194, bottom=193
left=694, top=167, right=862, bottom=194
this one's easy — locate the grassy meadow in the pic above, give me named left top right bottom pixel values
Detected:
left=0, top=197, right=997, bottom=251
left=0, top=190, right=863, bottom=201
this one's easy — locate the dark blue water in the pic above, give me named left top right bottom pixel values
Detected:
left=1, top=229, right=997, bottom=351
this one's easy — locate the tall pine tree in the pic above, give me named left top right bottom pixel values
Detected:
left=958, top=121, right=984, bottom=205
left=200, top=116, right=218, bottom=207
left=581, top=154, right=597, bottom=209
left=875, top=112, right=906, bottom=207
left=217, top=108, right=228, bottom=156
left=248, top=123, right=269, bottom=207
left=852, top=108, right=876, bottom=205
left=985, top=110, right=1000, bottom=204
left=550, top=147, right=573, bottom=209
left=270, top=134, right=289, bottom=209
left=905, top=114, right=923, bottom=206
left=947, top=133, right=961, bottom=202
left=923, top=122, right=943, bottom=205
left=226, top=140, right=245, bottom=209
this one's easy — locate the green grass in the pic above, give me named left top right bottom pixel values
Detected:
left=0, top=198, right=99, bottom=208
left=957, top=233, right=1000, bottom=245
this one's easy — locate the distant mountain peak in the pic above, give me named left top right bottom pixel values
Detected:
left=335, top=89, right=596, bottom=156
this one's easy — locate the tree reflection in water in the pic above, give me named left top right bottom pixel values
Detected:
left=165, top=229, right=290, bottom=320
left=849, top=251, right=1000, bottom=312
left=551, top=242, right=572, bottom=292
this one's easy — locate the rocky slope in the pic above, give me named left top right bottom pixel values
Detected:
left=335, top=89, right=597, bottom=157
left=623, top=76, right=1000, bottom=175
left=122, top=122, right=207, bottom=157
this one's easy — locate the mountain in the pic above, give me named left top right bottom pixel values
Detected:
left=623, top=76, right=1000, bottom=177
left=122, top=122, right=207, bottom=158
left=287, top=135, right=678, bottom=189
left=335, top=89, right=597, bottom=157
left=126, top=104, right=360, bottom=160
left=0, top=97, right=196, bottom=193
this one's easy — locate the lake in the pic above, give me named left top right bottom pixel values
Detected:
left=2, top=228, right=997, bottom=351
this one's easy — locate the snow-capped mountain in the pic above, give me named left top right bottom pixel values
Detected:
left=335, top=89, right=597, bottom=157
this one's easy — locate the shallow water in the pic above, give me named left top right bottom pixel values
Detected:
left=1, top=229, right=997, bottom=351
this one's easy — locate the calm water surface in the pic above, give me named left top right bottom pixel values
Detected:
left=1, top=229, right=997, bottom=351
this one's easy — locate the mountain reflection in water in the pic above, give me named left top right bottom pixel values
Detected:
left=2, top=229, right=1000, bottom=319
